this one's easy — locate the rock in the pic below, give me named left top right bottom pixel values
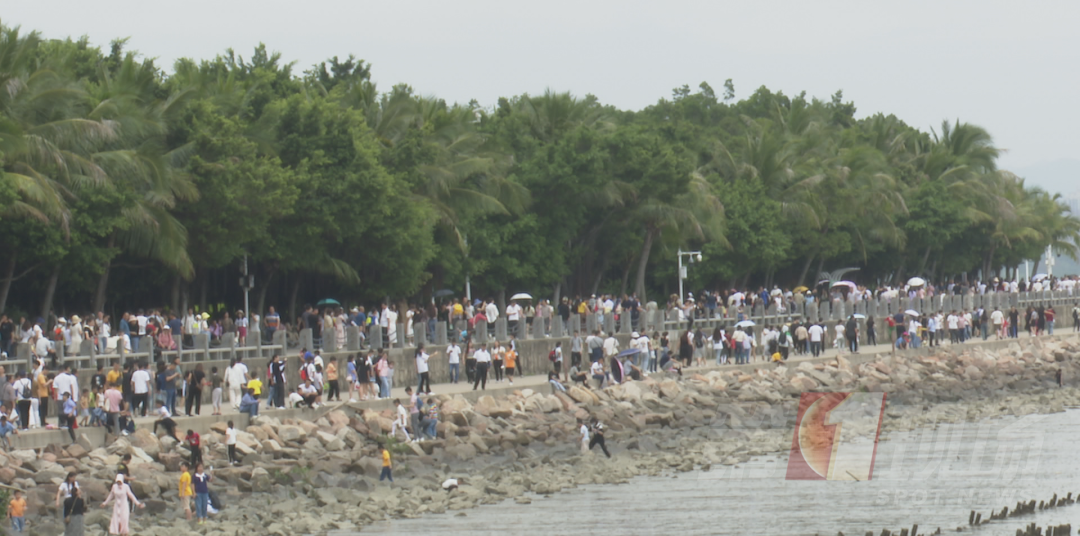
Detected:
left=8, top=450, right=36, bottom=464
left=278, top=425, right=306, bottom=443
left=143, top=498, right=168, bottom=515
left=210, top=421, right=228, bottom=434
left=65, top=444, right=89, bottom=459
left=658, top=380, right=682, bottom=399
left=567, top=386, right=600, bottom=405
left=250, top=467, right=272, bottom=492
left=128, top=429, right=161, bottom=457
left=106, top=438, right=132, bottom=456
left=0, top=467, right=14, bottom=484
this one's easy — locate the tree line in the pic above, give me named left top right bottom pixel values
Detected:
left=1, top=21, right=1077, bottom=323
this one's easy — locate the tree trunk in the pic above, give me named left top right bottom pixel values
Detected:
left=552, top=281, right=561, bottom=309
left=815, top=257, right=826, bottom=284
left=198, top=268, right=208, bottom=312
left=93, top=233, right=118, bottom=313
left=0, top=253, right=15, bottom=314
left=288, top=275, right=301, bottom=322
left=41, top=263, right=61, bottom=322
left=918, top=246, right=933, bottom=274
left=170, top=274, right=181, bottom=313
left=1029, top=256, right=1041, bottom=280
left=797, top=254, right=815, bottom=287
left=619, top=259, right=632, bottom=298
left=256, top=265, right=278, bottom=317
left=632, top=229, right=655, bottom=303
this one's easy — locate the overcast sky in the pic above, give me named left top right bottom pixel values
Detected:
left=7, top=0, right=1079, bottom=192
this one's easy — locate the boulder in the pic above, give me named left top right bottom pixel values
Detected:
left=250, top=467, right=272, bottom=492
left=567, top=386, right=600, bottom=405
left=128, top=429, right=161, bottom=458
left=658, top=380, right=682, bottom=399
left=65, top=444, right=89, bottom=459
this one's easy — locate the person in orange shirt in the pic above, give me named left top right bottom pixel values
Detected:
left=504, top=348, right=517, bottom=385
left=7, top=489, right=26, bottom=532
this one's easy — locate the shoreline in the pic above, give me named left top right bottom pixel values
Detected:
left=3, top=334, right=1079, bottom=535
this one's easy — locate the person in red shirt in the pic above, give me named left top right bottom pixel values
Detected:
left=184, top=430, right=202, bottom=467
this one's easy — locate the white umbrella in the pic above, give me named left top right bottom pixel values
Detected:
left=510, top=293, right=533, bottom=301
left=853, top=313, right=866, bottom=319
left=735, top=320, right=756, bottom=328
left=1032, top=274, right=1048, bottom=282
left=832, top=281, right=857, bottom=290
left=907, top=276, right=926, bottom=287
left=904, top=309, right=921, bottom=317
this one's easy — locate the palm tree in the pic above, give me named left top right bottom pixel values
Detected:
left=85, top=53, right=197, bottom=312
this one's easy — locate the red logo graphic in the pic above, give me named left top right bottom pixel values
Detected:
left=787, top=392, right=886, bottom=481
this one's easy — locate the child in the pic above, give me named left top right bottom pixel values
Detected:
left=0, top=415, right=19, bottom=450
left=91, top=387, right=107, bottom=427
left=379, top=444, right=393, bottom=482
left=771, top=351, right=783, bottom=365
left=7, top=489, right=26, bottom=533
left=210, top=367, right=222, bottom=416
left=179, top=462, right=193, bottom=521
left=246, top=372, right=262, bottom=399
left=184, top=429, right=202, bottom=467
left=225, top=421, right=238, bottom=466
left=78, top=388, right=91, bottom=427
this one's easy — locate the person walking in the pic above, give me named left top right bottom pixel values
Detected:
left=588, top=418, right=611, bottom=458
left=472, top=345, right=491, bottom=391
left=62, top=486, right=86, bottom=536
left=226, top=358, right=249, bottom=410
left=102, top=474, right=144, bottom=536
left=379, top=444, right=393, bottom=482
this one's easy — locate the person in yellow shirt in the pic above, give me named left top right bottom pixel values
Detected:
left=504, top=349, right=517, bottom=385
left=106, top=363, right=122, bottom=388
left=179, top=462, right=193, bottom=521
left=246, top=372, right=263, bottom=398
left=326, top=357, right=340, bottom=402
left=379, top=445, right=393, bottom=483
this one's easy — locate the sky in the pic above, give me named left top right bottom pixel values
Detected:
left=6, top=0, right=1080, bottom=195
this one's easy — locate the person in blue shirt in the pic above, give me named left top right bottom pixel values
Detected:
left=119, top=313, right=133, bottom=352
left=192, top=463, right=212, bottom=524
left=0, top=415, right=18, bottom=450
left=62, top=392, right=77, bottom=443
left=239, top=388, right=259, bottom=419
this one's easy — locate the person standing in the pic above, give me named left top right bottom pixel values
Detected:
left=225, top=421, right=238, bottom=465
left=61, top=392, right=77, bottom=443
left=472, top=345, right=491, bottom=391
left=866, top=316, right=877, bottom=346
left=578, top=419, right=589, bottom=454
left=192, top=463, right=212, bottom=525
left=269, top=355, right=287, bottom=409
left=62, top=486, right=86, bottom=536
left=14, top=372, right=32, bottom=430
left=184, top=364, right=206, bottom=417
left=184, top=429, right=202, bottom=467
left=845, top=315, right=859, bottom=354
left=264, top=306, right=280, bottom=343
left=178, top=462, right=193, bottom=521
left=7, top=489, right=26, bottom=533
left=326, top=357, right=340, bottom=402
left=130, top=363, right=151, bottom=417
left=391, top=398, right=412, bottom=442
left=446, top=341, right=461, bottom=384
left=415, top=346, right=433, bottom=395
left=808, top=323, right=824, bottom=357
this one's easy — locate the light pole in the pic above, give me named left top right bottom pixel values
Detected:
left=1046, top=244, right=1055, bottom=279
left=677, top=249, right=703, bottom=302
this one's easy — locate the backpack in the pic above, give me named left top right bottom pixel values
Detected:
left=299, top=366, right=309, bottom=382
left=548, top=349, right=557, bottom=362
left=779, top=331, right=789, bottom=344
left=20, top=380, right=31, bottom=400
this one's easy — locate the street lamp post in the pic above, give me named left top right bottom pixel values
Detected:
left=677, top=249, right=703, bottom=302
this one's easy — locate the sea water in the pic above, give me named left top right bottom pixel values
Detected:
left=353, top=409, right=1080, bottom=535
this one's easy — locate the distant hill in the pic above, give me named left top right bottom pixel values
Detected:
left=1012, top=159, right=1080, bottom=198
